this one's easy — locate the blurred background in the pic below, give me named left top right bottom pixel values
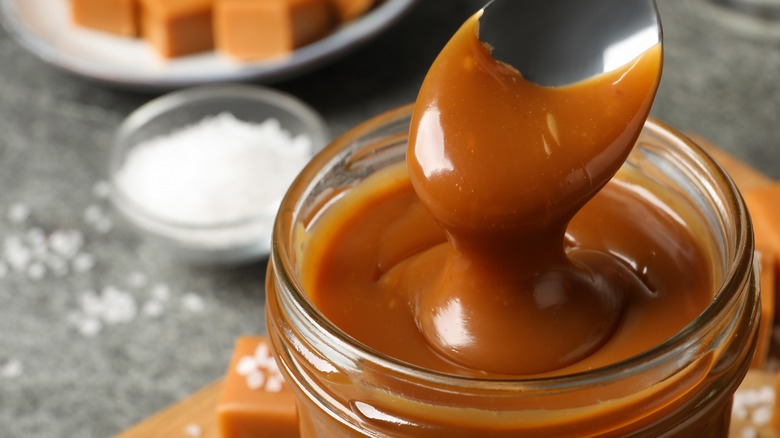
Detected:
left=0, top=0, right=778, bottom=436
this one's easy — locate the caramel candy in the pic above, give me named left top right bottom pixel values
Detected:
left=139, top=0, right=214, bottom=58
left=217, top=336, right=299, bottom=438
left=746, top=184, right=780, bottom=371
left=746, top=184, right=780, bottom=262
left=753, top=247, right=777, bottom=368
left=214, top=0, right=334, bottom=60
left=71, top=0, right=139, bottom=37
left=328, top=0, right=373, bottom=22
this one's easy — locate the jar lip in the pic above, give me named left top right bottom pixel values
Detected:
left=272, top=106, right=754, bottom=389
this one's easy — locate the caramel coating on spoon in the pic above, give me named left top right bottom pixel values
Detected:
left=407, top=14, right=662, bottom=374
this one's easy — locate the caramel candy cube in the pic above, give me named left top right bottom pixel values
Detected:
left=140, top=0, right=214, bottom=58
left=217, top=336, right=299, bottom=438
left=327, top=0, right=373, bottom=22
left=71, top=0, right=139, bottom=37
left=746, top=183, right=780, bottom=261
left=214, top=0, right=334, bottom=60
left=751, top=247, right=776, bottom=368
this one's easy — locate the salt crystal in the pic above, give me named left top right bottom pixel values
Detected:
left=4, top=235, right=31, bottom=272
left=741, top=426, right=758, bottom=438
left=92, top=180, right=111, bottom=199
left=72, top=253, right=96, bottom=272
left=100, top=286, right=137, bottom=324
left=266, top=358, right=280, bottom=375
left=49, top=230, right=84, bottom=259
left=142, top=300, right=165, bottom=318
left=183, top=423, right=202, bottom=438
left=182, top=293, right=205, bottom=313
left=113, top=113, right=313, bottom=229
left=7, top=203, right=30, bottom=224
left=236, top=356, right=258, bottom=376
left=128, top=272, right=148, bottom=288
left=77, top=317, right=102, bottom=337
left=1, top=359, right=23, bottom=379
left=254, top=342, right=270, bottom=364
left=732, top=404, right=748, bottom=420
left=757, top=384, right=775, bottom=404
left=246, top=370, right=265, bottom=390
left=751, top=405, right=772, bottom=426
left=265, top=374, right=284, bottom=393
left=150, top=283, right=171, bottom=302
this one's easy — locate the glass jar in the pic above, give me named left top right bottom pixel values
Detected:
left=265, top=105, right=760, bottom=437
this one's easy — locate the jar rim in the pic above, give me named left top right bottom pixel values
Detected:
left=271, top=104, right=755, bottom=391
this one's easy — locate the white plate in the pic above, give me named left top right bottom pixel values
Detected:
left=0, top=0, right=417, bottom=90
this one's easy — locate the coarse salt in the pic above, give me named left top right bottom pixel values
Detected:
left=1, top=359, right=23, bottom=379
left=183, top=423, right=202, bottom=438
left=182, top=292, right=205, bottom=313
left=141, top=300, right=165, bottom=318
left=7, top=203, right=31, bottom=224
left=236, top=341, right=286, bottom=392
left=114, top=113, right=312, bottom=228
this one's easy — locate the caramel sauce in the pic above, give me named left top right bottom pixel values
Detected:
left=300, top=14, right=712, bottom=378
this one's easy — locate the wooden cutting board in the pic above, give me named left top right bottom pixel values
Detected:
left=115, top=136, right=778, bottom=438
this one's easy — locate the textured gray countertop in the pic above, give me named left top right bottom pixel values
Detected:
left=0, top=1, right=778, bottom=437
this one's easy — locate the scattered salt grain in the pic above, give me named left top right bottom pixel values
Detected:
left=236, top=356, right=258, bottom=376
left=100, top=286, right=137, bottom=324
left=751, top=405, right=772, bottom=426
left=182, top=293, right=205, bottom=313
left=184, top=423, right=202, bottom=438
left=733, top=384, right=777, bottom=432
left=150, top=283, right=171, bottom=302
left=265, top=375, right=284, bottom=393
left=72, top=253, right=96, bottom=273
left=741, top=426, right=758, bottom=438
left=77, top=317, right=102, bottom=338
left=7, top=203, right=30, bottom=224
left=128, top=271, right=148, bottom=288
left=1, top=359, right=23, bottom=379
left=49, top=229, right=84, bottom=259
left=141, top=300, right=165, bottom=318
left=71, top=287, right=139, bottom=336
left=113, top=113, right=312, bottom=228
left=758, top=384, right=775, bottom=404
left=246, top=371, right=265, bottom=390
left=3, top=235, right=31, bottom=272
left=254, top=342, right=271, bottom=367
left=236, top=341, right=286, bottom=392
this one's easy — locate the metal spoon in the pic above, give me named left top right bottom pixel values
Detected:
left=478, top=0, right=662, bottom=87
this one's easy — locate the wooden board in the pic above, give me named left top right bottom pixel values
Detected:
left=116, top=135, right=777, bottom=438
left=115, top=380, right=223, bottom=438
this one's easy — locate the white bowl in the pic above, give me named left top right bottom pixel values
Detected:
left=109, top=84, right=329, bottom=265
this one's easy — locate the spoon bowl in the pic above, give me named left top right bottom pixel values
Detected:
left=478, top=0, right=662, bottom=87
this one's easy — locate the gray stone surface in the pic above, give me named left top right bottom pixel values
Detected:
left=0, top=0, right=778, bottom=437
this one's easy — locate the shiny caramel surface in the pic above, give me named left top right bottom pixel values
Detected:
left=301, top=12, right=710, bottom=378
